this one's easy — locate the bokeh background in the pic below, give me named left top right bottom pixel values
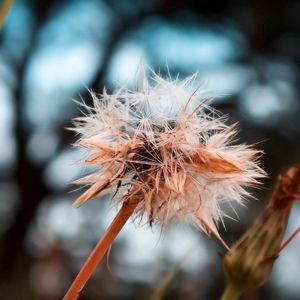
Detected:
left=1, top=0, right=300, bottom=299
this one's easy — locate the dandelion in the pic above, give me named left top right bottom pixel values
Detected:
left=63, top=69, right=266, bottom=299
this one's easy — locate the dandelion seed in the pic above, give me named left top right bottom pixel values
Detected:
left=63, top=69, right=266, bottom=300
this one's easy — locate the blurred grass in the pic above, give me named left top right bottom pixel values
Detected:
left=150, top=263, right=181, bottom=300
left=0, top=0, right=14, bottom=28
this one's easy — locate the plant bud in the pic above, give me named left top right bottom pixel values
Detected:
left=222, top=165, right=300, bottom=294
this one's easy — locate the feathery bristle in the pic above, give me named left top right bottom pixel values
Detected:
left=72, top=69, right=266, bottom=240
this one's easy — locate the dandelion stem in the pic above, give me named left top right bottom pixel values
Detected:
left=63, top=198, right=139, bottom=300
left=220, top=283, right=242, bottom=300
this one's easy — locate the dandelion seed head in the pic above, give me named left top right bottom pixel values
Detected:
left=71, top=69, right=266, bottom=242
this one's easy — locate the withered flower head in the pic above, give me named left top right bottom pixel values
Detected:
left=72, top=70, right=265, bottom=240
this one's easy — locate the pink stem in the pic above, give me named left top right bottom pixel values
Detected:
left=279, top=226, right=300, bottom=252
left=63, top=199, right=138, bottom=300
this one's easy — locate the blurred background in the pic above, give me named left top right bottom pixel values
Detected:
left=1, top=0, right=300, bottom=299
